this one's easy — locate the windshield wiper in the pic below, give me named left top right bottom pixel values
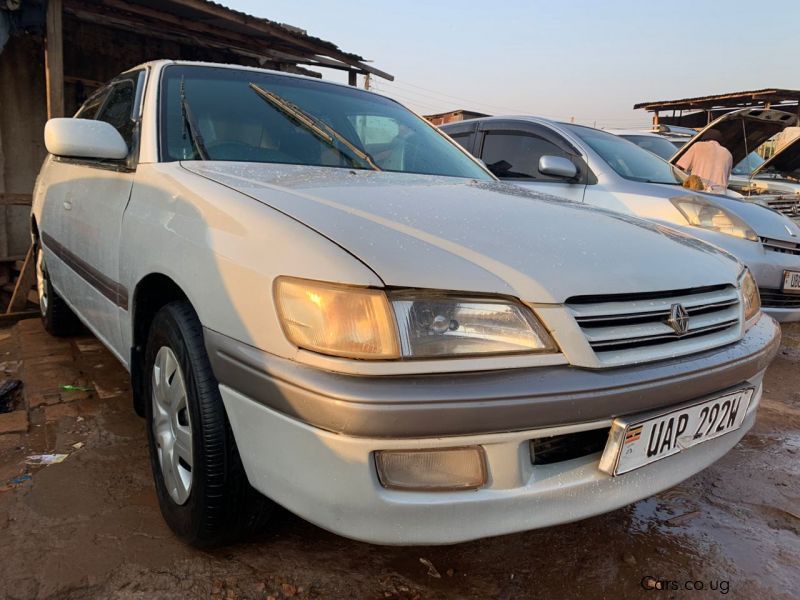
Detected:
left=249, top=83, right=380, bottom=171
left=180, top=77, right=208, bottom=160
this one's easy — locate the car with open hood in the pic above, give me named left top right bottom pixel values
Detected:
left=444, top=115, right=800, bottom=321
left=668, top=108, right=798, bottom=212
left=611, top=114, right=800, bottom=215
left=727, top=127, right=800, bottom=223
left=33, top=61, right=779, bottom=546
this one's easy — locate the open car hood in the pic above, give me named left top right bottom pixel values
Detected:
left=753, top=127, right=800, bottom=178
left=670, top=108, right=798, bottom=167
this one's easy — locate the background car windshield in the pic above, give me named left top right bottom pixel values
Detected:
left=566, top=125, right=682, bottom=184
left=160, top=65, right=490, bottom=179
left=732, top=151, right=765, bottom=175
left=619, top=134, right=680, bottom=161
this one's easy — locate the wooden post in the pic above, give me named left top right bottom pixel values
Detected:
left=45, top=0, right=64, bottom=119
left=7, top=244, right=36, bottom=313
left=348, top=71, right=357, bottom=87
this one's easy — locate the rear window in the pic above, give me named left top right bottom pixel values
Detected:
left=619, top=135, right=679, bottom=161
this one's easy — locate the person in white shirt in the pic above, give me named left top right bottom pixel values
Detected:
left=676, top=129, right=733, bottom=194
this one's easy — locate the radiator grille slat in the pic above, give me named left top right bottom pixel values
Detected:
left=764, top=196, right=800, bottom=221
left=568, top=285, right=742, bottom=366
left=759, top=288, right=800, bottom=309
left=760, top=236, right=800, bottom=256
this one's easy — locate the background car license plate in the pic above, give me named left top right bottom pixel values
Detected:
left=599, top=389, right=753, bottom=476
left=783, top=270, right=800, bottom=294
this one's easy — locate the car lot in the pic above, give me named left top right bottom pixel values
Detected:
left=0, top=317, right=797, bottom=600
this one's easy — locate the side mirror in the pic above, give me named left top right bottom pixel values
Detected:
left=538, top=155, right=578, bottom=179
left=44, top=118, right=128, bottom=160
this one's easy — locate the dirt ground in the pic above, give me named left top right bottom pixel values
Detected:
left=0, top=318, right=797, bottom=600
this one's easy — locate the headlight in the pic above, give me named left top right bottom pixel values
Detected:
left=670, top=197, right=758, bottom=241
left=739, top=269, right=761, bottom=322
left=391, top=295, right=556, bottom=357
left=275, top=277, right=400, bottom=359
left=275, top=277, right=557, bottom=359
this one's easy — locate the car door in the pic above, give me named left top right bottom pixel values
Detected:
left=41, top=70, right=146, bottom=360
left=476, top=121, right=588, bottom=202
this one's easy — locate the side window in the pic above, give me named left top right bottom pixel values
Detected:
left=74, top=88, right=108, bottom=120
left=449, top=133, right=474, bottom=153
left=95, top=80, right=135, bottom=151
left=480, top=132, right=571, bottom=180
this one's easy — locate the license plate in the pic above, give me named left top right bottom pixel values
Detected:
left=783, top=270, right=800, bottom=294
left=599, top=389, right=753, bottom=476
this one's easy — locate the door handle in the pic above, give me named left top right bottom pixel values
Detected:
left=63, top=200, right=72, bottom=210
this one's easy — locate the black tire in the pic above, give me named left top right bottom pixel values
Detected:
left=36, top=241, right=83, bottom=337
left=144, top=301, right=273, bottom=546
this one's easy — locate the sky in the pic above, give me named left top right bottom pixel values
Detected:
left=227, top=0, right=800, bottom=129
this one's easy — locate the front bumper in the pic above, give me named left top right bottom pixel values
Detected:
left=205, top=316, right=779, bottom=438
left=207, top=317, right=779, bottom=545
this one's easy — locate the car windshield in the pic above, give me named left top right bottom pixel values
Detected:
left=160, top=65, right=491, bottom=179
left=565, top=125, right=683, bottom=185
left=618, top=135, right=680, bottom=161
left=732, top=151, right=765, bottom=175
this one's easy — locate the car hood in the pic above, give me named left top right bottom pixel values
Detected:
left=753, top=128, right=800, bottom=178
left=670, top=108, right=798, bottom=167
left=182, top=162, right=741, bottom=303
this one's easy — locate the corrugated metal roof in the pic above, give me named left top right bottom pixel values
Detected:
left=634, top=89, right=800, bottom=111
left=60, top=0, right=392, bottom=79
left=158, top=0, right=365, bottom=61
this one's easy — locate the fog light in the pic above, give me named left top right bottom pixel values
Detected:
left=374, top=447, right=487, bottom=491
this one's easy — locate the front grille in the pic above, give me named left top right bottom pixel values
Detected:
left=530, top=428, right=610, bottom=465
left=759, top=288, right=800, bottom=308
left=567, top=284, right=742, bottom=367
left=761, top=237, right=800, bottom=256
left=764, top=196, right=800, bottom=221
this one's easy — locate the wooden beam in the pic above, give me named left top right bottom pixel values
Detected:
left=7, top=244, right=37, bottom=314
left=64, top=75, right=106, bottom=89
left=45, top=0, right=65, bottom=119
left=0, top=194, right=33, bottom=206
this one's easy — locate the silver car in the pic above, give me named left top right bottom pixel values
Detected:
left=33, top=61, right=778, bottom=546
left=443, top=116, right=800, bottom=321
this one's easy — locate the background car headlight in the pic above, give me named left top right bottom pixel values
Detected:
left=670, top=197, right=758, bottom=241
left=275, top=278, right=557, bottom=359
left=391, top=295, right=556, bottom=357
left=740, top=269, right=761, bottom=322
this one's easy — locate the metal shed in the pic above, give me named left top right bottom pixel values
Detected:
left=634, top=89, right=800, bottom=128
